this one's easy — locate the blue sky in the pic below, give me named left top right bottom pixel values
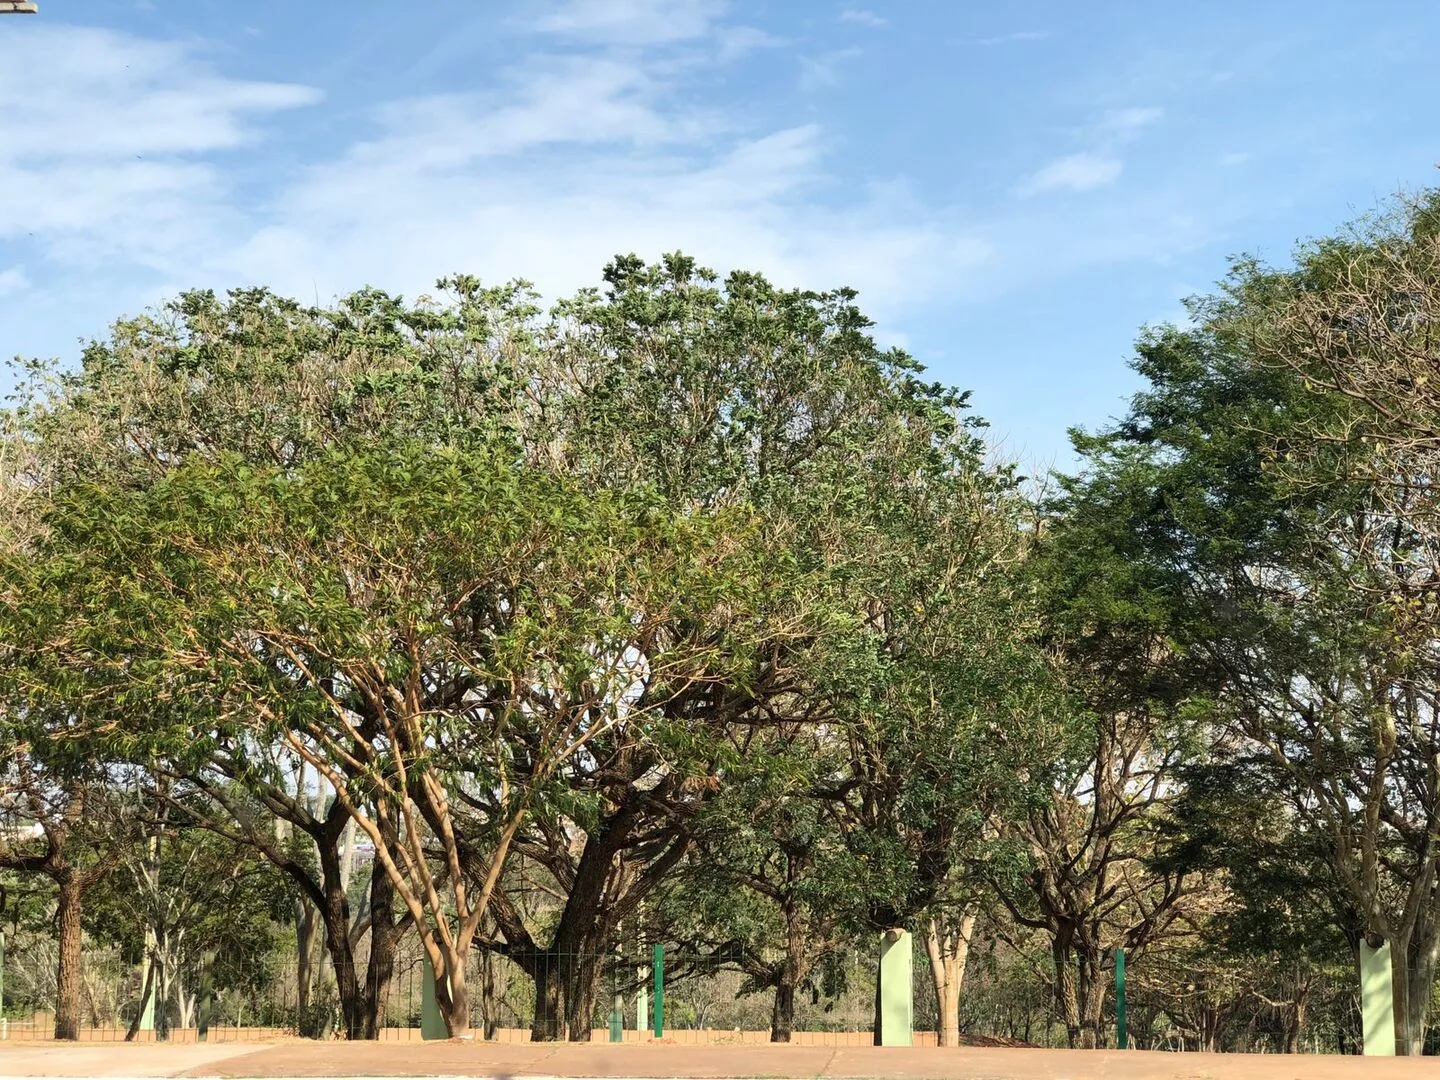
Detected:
left=2, top=0, right=1437, bottom=467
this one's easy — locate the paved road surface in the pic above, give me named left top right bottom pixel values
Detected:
left=2, top=1040, right=1435, bottom=1079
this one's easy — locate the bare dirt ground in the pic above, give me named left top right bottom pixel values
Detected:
left=1, top=1040, right=1437, bottom=1080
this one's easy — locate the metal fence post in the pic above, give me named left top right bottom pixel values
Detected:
left=1115, top=947, right=1127, bottom=1050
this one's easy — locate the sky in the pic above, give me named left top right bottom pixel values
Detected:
left=1, top=0, right=1438, bottom=468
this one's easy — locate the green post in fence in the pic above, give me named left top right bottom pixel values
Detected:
left=652, top=943, right=664, bottom=1039
left=876, top=928, right=913, bottom=1047
left=1360, top=939, right=1396, bottom=1056
left=1, top=929, right=6, bottom=1040
left=1115, top=947, right=1127, bottom=1050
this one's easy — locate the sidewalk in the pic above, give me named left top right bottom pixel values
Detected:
left=2, top=1040, right=1436, bottom=1079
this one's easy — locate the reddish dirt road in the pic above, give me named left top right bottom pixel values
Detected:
left=1, top=1040, right=1436, bottom=1079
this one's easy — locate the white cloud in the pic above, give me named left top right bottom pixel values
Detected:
left=0, top=27, right=317, bottom=161
left=220, top=107, right=992, bottom=321
left=976, top=31, right=1048, bottom=46
left=1220, top=151, right=1252, bottom=166
left=531, top=0, right=726, bottom=45
left=799, top=47, right=862, bottom=93
left=839, top=8, right=888, bottom=28
left=3, top=9, right=1218, bottom=379
left=0, top=25, right=318, bottom=270
left=1094, top=106, right=1164, bottom=142
left=1018, top=153, right=1123, bottom=196
left=1015, top=105, right=1161, bottom=198
left=0, top=267, right=29, bottom=298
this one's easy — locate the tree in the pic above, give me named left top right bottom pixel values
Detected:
left=7, top=435, right=781, bottom=1039
left=649, top=725, right=855, bottom=1043
left=0, top=753, right=130, bottom=1039
left=82, top=808, right=291, bottom=1038
left=1006, top=426, right=1225, bottom=1049
left=1062, top=247, right=1440, bottom=1053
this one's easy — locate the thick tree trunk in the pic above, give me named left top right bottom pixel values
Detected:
left=527, top=940, right=608, bottom=1041
left=532, top=960, right=564, bottom=1042
left=1076, top=951, right=1104, bottom=1050
left=1282, top=1005, right=1301, bottom=1054
left=1400, top=934, right=1436, bottom=1057
left=771, top=980, right=797, bottom=1044
left=437, top=948, right=472, bottom=1039
left=53, top=876, right=84, bottom=1041
left=772, top=901, right=810, bottom=1043
left=563, top=951, right=603, bottom=1041
left=1052, top=937, right=1081, bottom=1048
left=317, top=847, right=362, bottom=1039
left=924, top=910, right=977, bottom=1048
left=360, top=851, right=398, bottom=1040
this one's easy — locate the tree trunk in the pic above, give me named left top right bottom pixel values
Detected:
left=125, top=956, right=157, bottom=1042
left=317, top=847, right=362, bottom=1039
left=479, top=948, right=499, bottom=1040
left=53, top=876, right=84, bottom=1041
left=771, top=979, right=796, bottom=1044
left=360, top=848, right=398, bottom=1040
left=1076, top=951, right=1104, bottom=1050
left=295, top=896, right=318, bottom=1034
left=532, top=959, right=564, bottom=1042
left=1283, top=975, right=1309, bottom=1055
left=563, top=951, right=603, bottom=1041
left=1052, top=937, right=1081, bottom=1048
left=924, top=910, right=977, bottom=1048
left=525, top=938, right=612, bottom=1042
left=772, top=900, right=810, bottom=1043
left=436, top=947, right=472, bottom=1039
left=1400, top=931, right=1437, bottom=1057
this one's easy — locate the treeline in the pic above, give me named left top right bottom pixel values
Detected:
left=0, top=194, right=1437, bottom=1053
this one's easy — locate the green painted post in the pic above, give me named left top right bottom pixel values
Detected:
left=1114, top=948, right=1127, bottom=1050
left=652, top=944, right=664, bottom=1039
left=1, top=929, right=6, bottom=1040
left=877, top=928, right=913, bottom=1046
left=1360, top=940, right=1397, bottom=1056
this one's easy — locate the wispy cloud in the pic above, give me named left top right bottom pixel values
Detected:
left=209, top=1, right=983, bottom=313
left=799, top=47, right=862, bottom=93
left=1018, top=153, right=1123, bottom=196
left=839, top=8, right=888, bottom=29
left=1093, top=106, right=1164, bottom=143
left=0, top=267, right=28, bottom=298
left=530, top=0, right=727, bottom=46
left=1017, top=105, right=1162, bottom=197
left=976, top=30, right=1049, bottom=46
left=0, top=25, right=318, bottom=270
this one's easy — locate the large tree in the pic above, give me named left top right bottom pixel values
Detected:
left=1058, top=221, right=1440, bottom=1053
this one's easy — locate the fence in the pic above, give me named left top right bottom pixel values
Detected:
left=0, top=932, right=1393, bottom=1052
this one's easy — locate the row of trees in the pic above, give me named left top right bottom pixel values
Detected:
left=2, top=192, right=1439, bottom=1052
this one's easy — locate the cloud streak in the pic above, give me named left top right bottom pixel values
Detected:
left=1018, top=153, right=1123, bottom=196
left=839, top=8, right=888, bottom=29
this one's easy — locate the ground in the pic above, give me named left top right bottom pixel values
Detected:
left=0, top=1040, right=1435, bottom=1079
